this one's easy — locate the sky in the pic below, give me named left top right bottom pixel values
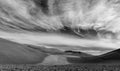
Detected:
left=0, top=0, right=120, bottom=55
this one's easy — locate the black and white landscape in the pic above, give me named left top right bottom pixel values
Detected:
left=0, top=0, right=120, bottom=66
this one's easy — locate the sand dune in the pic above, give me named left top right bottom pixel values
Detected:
left=0, top=38, right=49, bottom=64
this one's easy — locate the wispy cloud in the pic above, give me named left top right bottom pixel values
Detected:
left=0, top=0, right=120, bottom=55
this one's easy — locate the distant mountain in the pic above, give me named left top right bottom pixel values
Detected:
left=65, top=50, right=93, bottom=57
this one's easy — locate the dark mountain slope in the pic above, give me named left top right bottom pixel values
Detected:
left=67, top=49, right=120, bottom=63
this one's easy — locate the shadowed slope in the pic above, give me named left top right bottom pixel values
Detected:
left=0, top=38, right=49, bottom=64
left=67, top=48, right=120, bottom=63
